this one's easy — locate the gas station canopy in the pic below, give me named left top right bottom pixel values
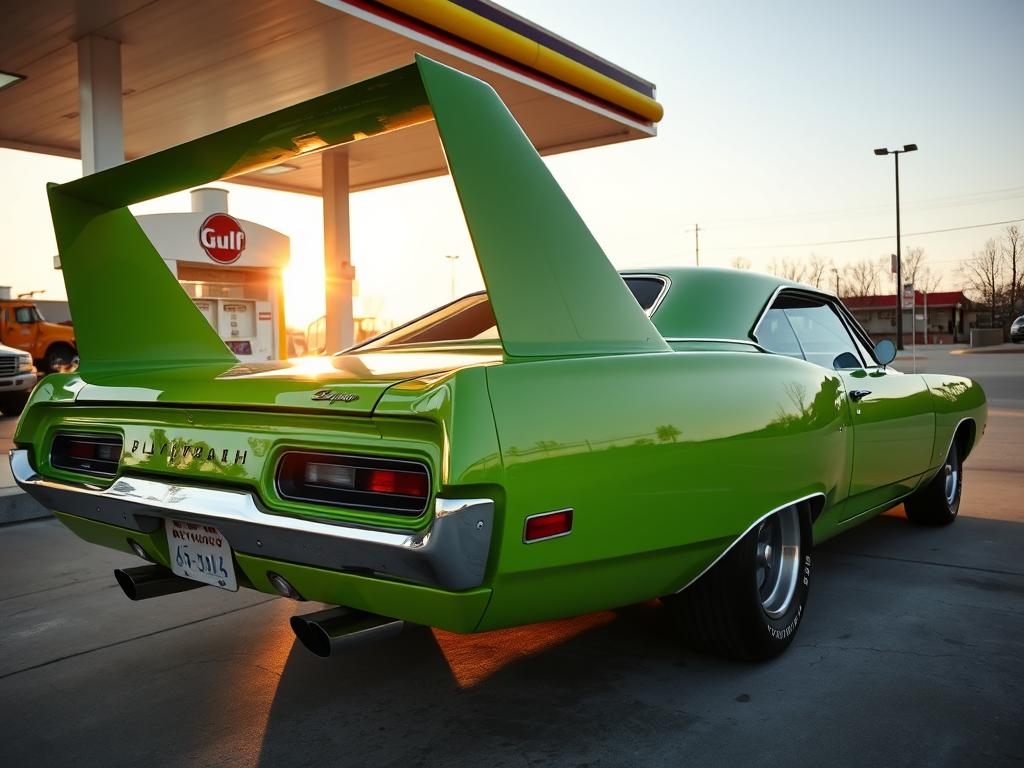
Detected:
left=1, top=0, right=663, bottom=352
left=0, top=0, right=662, bottom=195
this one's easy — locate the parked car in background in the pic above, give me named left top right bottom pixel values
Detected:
left=10, top=57, right=989, bottom=663
left=0, top=342, right=36, bottom=416
left=1011, top=315, right=1024, bottom=343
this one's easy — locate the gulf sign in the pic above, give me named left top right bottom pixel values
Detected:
left=199, top=213, right=246, bottom=264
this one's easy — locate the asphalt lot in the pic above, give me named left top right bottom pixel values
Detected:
left=0, top=347, right=1021, bottom=767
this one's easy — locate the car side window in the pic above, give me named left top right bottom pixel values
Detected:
left=14, top=307, right=35, bottom=324
left=757, top=308, right=803, bottom=359
left=757, top=293, right=864, bottom=370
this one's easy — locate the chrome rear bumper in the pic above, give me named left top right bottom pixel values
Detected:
left=10, top=449, right=493, bottom=591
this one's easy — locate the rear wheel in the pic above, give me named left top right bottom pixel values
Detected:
left=904, top=441, right=961, bottom=526
left=666, top=504, right=812, bottom=661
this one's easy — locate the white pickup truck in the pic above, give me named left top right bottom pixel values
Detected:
left=0, top=342, right=36, bottom=416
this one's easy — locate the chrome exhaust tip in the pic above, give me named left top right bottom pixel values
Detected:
left=114, top=565, right=205, bottom=601
left=289, top=606, right=404, bottom=658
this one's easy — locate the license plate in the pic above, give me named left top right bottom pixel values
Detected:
left=165, top=519, right=238, bottom=591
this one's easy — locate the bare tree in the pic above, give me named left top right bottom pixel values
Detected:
left=843, top=258, right=881, bottom=297
left=769, top=256, right=807, bottom=283
left=960, top=239, right=1002, bottom=327
left=901, top=246, right=942, bottom=293
left=902, top=246, right=926, bottom=284
left=1002, top=225, right=1022, bottom=322
left=805, top=253, right=832, bottom=289
left=730, top=256, right=752, bottom=270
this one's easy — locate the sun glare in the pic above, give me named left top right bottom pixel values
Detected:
left=283, top=258, right=326, bottom=330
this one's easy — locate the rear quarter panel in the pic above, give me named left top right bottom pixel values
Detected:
left=478, top=350, right=853, bottom=629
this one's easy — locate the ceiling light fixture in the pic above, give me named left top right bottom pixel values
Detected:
left=253, top=163, right=300, bottom=176
left=0, top=71, right=26, bottom=91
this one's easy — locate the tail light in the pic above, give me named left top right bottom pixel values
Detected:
left=51, top=433, right=123, bottom=477
left=275, top=451, right=431, bottom=516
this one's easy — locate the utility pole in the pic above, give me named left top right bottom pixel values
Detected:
left=694, top=223, right=700, bottom=266
left=896, top=153, right=902, bottom=348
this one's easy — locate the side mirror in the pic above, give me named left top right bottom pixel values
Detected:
left=874, top=339, right=897, bottom=367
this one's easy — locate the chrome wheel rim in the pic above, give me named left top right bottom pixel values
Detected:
left=755, top=506, right=801, bottom=619
left=944, top=452, right=959, bottom=506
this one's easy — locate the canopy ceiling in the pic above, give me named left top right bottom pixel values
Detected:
left=0, top=0, right=659, bottom=194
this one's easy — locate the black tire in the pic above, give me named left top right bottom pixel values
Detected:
left=665, top=504, right=813, bottom=661
left=44, top=343, right=77, bottom=373
left=904, top=440, right=961, bottom=526
left=0, top=395, right=27, bottom=416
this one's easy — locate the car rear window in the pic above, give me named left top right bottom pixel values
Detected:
left=623, top=277, right=667, bottom=312
left=355, top=275, right=666, bottom=351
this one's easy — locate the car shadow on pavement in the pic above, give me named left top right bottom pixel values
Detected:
left=254, top=601, right=713, bottom=767
left=248, top=512, right=1024, bottom=768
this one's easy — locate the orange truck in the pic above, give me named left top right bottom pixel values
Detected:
left=0, top=298, right=77, bottom=373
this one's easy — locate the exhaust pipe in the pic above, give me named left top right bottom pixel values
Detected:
left=114, top=565, right=205, bottom=601
left=290, top=606, right=404, bottom=658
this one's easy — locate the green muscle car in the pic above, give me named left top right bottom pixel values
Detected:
left=12, top=57, right=986, bottom=661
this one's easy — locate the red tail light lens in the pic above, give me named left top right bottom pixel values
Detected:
left=364, top=469, right=429, bottom=497
left=276, top=451, right=431, bottom=516
left=524, top=509, right=573, bottom=543
left=51, top=433, right=123, bottom=477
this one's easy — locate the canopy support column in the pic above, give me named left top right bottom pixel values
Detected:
left=77, top=35, right=124, bottom=174
left=323, top=148, right=355, bottom=351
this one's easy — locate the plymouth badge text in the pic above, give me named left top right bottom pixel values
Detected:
left=129, top=439, right=248, bottom=466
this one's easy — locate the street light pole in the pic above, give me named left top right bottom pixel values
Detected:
left=874, top=143, right=917, bottom=350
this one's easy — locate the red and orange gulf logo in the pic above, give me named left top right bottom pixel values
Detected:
left=199, top=213, right=246, bottom=264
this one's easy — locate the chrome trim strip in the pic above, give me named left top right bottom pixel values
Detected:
left=673, top=492, right=826, bottom=594
left=663, top=337, right=768, bottom=351
left=522, top=508, right=574, bottom=544
left=750, top=283, right=789, bottom=347
left=10, top=449, right=493, bottom=591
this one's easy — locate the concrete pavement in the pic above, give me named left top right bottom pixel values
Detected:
left=0, top=346, right=1021, bottom=767
left=0, top=413, right=47, bottom=524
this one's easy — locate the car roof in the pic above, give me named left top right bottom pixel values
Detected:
left=620, top=267, right=812, bottom=341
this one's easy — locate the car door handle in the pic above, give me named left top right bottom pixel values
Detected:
left=849, top=389, right=872, bottom=402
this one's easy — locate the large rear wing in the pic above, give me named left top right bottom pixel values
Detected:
left=49, top=55, right=668, bottom=370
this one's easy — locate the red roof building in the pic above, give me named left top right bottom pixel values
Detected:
left=841, top=291, right=976, bottom=345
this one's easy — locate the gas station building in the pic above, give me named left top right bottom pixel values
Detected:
left=0, top=0, right=663, bottom=355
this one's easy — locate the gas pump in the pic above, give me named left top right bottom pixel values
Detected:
left=136, top=188, right=289, bottom=361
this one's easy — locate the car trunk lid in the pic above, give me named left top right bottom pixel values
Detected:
left=65, top=344, right=502, bottom=416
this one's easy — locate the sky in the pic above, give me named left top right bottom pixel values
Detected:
left=2, top=0, right=1023, bottom=329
